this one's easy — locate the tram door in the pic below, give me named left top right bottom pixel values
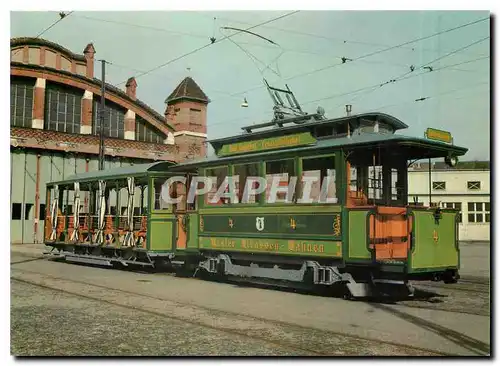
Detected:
left=172, top=178, right=189, bottom=250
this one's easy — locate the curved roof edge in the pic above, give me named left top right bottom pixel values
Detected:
left=358, top=112, right=408, bottom=130
left=11, top=37, right=87, bottom=62
left=12, top=62, right=174, bottom=132
left=176, top=133, right=468, bottom=169
left=47, top=161, right=176, bottom=185
left=208, top=112, right=409, bottom=146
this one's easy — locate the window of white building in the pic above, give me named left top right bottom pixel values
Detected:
left=467, top=181, right=481, bottom=190
left=432, top=181, right=446, bottom=190
left=467, top=202, right=490, bottom=223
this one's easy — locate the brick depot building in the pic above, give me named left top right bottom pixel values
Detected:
left=10, top=37, right=209, bottom=244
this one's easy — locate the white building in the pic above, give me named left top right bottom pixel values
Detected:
left=407, top=161, right=490, bottom=242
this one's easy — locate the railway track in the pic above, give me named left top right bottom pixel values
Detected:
left=11, top=265, right=455, bottom=356
left=10, top=255, right=490, bottom=317
left=10, top=257, right=47, bottom=265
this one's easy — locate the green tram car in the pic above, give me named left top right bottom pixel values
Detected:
left=44, top=114, right=466, bottom=298
left=44, top=85, right=467, bottom=298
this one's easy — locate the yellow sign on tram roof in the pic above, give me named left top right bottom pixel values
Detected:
left=218, top=132, right=317, bottom=156
left=425, top=128, right=453, bottom=144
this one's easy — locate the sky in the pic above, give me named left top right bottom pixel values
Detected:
left=10, top=10, right=491, bottom=160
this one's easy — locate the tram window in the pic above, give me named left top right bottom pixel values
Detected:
left=357, top=119, right=375, bottom=134
left=377, top=122, right=393, bottom=134
left=110, top=206, right=117, bottom=216
left=185, top=178, right=196, bottom=211
left=142, top=186, right=149, bottom=213
left=39, top=204, right=46, bottom=220
left=265, top=159, right=296, bottom=203
left=169, top=181, right=188, bottom=211
left=133, top=207, right=141, bottom=216
left=108, top=190, right=117, bottom=215
left=205, top=166, right=229, bottom=205
left=391, top=168, right=399, bottom=200
left=153, top=178, right=170, bottom=210
left=368, top=166, right=383, bottom=200
left=12, top=203, right=22, bottom=220
left=336, top=124, right=348, bottom=135
left=25, top=203, right=33, bottom=220
left=315, top=126, right=334, bottom=138
left=349, top=166, right=358, bottom=192
left=234, top=163, right=260, bottom=203
left=301, top=156, right=336, bottom=203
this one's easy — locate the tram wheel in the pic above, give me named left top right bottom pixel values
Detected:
left=342, top=287, right=355, bottom=301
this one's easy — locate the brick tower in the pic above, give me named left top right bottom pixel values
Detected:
left=165, top=77, right=209, bottom=161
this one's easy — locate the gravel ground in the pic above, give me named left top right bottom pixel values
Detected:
left=391, top=279, right=490, bottom=317
left=10, top=247, right=490, bottom=356
left=11, top=280, right=310, bottom=356
left=11, top=276, right=442, bottom=357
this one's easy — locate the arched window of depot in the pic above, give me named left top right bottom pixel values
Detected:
left=135, top=115, right=165, bottom=144
left=45, top=82, right=83, bottom=134
left=11, top=76, right=35, bottom=128
left=92, top=97, right=125, bottom=139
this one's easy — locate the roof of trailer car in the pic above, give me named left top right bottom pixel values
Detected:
left=173, top=132, right=468, bottom=169
left=47, top=161, right=176, bottom=186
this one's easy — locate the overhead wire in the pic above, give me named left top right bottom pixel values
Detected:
left=296, top=53, right=490, bottom=108
left=219, top=26, right=284, bottom=79
left=379, top=35, right=490, bottom=88
left=353, top=81, right=489, bottom=115
left=104, top=60, right=146, bottom=74
left=198, top=13, right=490, bottom=58
left=335, top=36, right=491, bottom=109
left=12, top=11, right=74, bottom=57
left=215, top=16, right=490, bottom=101
left=35, top=11, right=75, bottom=38
left=74, top=14, right=208, bottom=39
left=72, top=13, right=484, bottom=80
left=113, top=10, right=300, bottom=86
left=207, top=54, right=489, bottom=129
left=208, top=80, right=489, bottom=142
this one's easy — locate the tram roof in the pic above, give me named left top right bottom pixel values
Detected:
left=173, top=132, right=468, bottom=169
left=47, top=161, right=176, bottom=186
left=207, top=112, right=409, bottom=147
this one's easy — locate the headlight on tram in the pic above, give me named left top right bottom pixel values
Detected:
left=445, top=155, right=458, bottom=167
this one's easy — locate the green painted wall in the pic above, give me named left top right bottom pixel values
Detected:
left=187, top=213, right=199, bottom=250
left=149, top=217, right=175, bottom=251
left=200, top=213, right=341, bottom=238
left=409, top=210, right=459, bottom=271
left=347, top=210, right=372, bottom=260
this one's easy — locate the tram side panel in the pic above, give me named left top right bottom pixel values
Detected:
left=195, top=206, right=345, bottom=272
left=407, top=207, right=460, bottom=282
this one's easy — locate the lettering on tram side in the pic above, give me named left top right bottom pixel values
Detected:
left=287, top=240, right=325, bottom=253
left=241, top=239, right=280, bottom=252
left=200, top=237, right=339, bottom=255
left=333, top=214, right=341, bottom=237
left=209, top=237, right=236, bottom=249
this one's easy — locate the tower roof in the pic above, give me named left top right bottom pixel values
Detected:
left=165, top=77, right=210, bottom=104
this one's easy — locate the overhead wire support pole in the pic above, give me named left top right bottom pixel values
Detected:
left=99, top=59, right=106, bottom=171
left=428, top=158, right=432, bottom=207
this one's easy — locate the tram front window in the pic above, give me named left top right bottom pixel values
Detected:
left=347, top=155, right=407, bottom=207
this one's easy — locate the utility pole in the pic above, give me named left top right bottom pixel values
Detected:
left=98, top=59, right=106, bottom=170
